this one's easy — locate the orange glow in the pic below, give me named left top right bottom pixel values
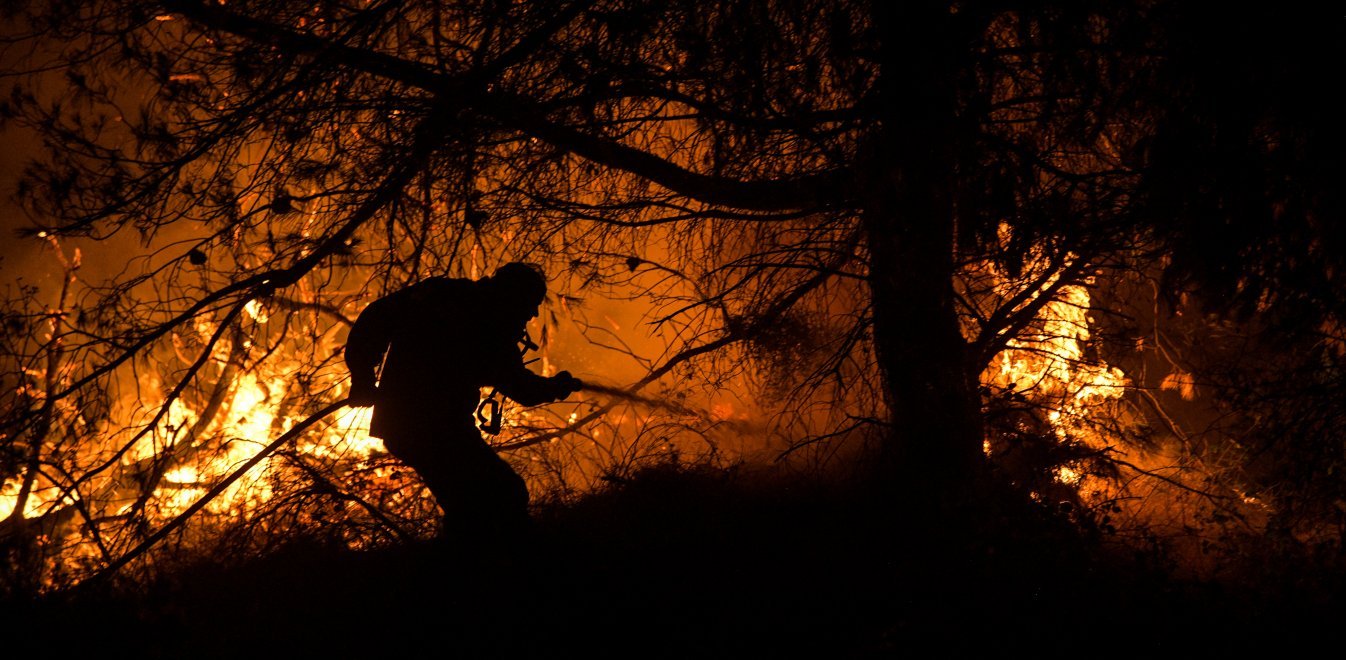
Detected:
left=967, top=223, right=1134, bottom=507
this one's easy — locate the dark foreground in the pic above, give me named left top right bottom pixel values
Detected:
left=5, top=464, right=1344, bottom=656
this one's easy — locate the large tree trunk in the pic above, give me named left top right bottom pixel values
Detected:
left=863, top=2, right=984, bottom=486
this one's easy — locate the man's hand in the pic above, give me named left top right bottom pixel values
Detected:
left=347, top=380, right=378, bottom=407
left=551, top=371, right=583, bottom=399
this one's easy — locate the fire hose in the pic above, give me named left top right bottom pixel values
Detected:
left=577, top=382, right=704, bottom=417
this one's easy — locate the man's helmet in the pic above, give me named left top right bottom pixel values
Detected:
left=489, top=262, right=547, bottom=306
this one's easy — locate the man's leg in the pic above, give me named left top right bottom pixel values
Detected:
left=439, top=440, right=531, bottom=542
left=383, top=427, right=530, bottom=540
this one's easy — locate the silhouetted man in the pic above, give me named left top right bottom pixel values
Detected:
left=344, top=263, right=581, bottom=538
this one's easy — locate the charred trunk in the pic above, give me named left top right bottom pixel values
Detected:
left=864, top=3, right=984, bottom=486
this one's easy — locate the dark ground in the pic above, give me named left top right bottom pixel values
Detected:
left=5, top=463, right=1345, bottom=657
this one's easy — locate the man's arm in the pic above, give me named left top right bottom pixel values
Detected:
left=344, top=293, right=403, bottom=406
left=489, top=335, right=582, bottom=406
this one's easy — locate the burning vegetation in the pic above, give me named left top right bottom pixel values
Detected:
left=0, top=0, right=1342, bottom=646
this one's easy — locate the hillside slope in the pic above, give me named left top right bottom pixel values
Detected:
left=7, top=464, right=1343, bottom=656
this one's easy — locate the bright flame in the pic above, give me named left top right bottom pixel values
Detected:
left=0, top=479, right=77, bottom=520
left=983, top=281, right=1129, bottom=442
left=969, top=223, right=1133, bottom=500
left=164, top=466, right=199, bottom=484
left=1056, top=465, right=1082, bottom=485
left=244, top=299, right=268, bottom=324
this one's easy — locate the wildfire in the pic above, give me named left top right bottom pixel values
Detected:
left=0, top=480, right=73, bottom=520
left=983, top=281, right=1129, bottom=442
left=5, top=213, right=1144, bottom=590
left=970, top=224, right=1133, bottom=494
